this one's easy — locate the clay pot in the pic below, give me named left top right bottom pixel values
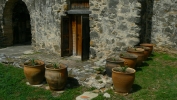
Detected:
left=140, top=43, right=154, bottom=54
left=135, top=46, right=151, bottom=59
left=45, top=63, right=68, bottom=90
left=23, top=60, right=45, bottom=85
left=127, top=48, right=145, bottom=67
left=112, top=67, right=136, bottom=93
left=119, top=52, right=138, bottom=69
left=105, top=58, right=124, bottom=77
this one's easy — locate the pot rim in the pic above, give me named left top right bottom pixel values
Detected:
left=134, top=46, right=151, bottom=51
left=140, top=43, right=154, bottom=46
left=127, top=48, right=144, bottom=53
left=45, top=63, right=67, bottom=70
left=106, top=58, right=124, bottom=63
left=112, top=67, right=136, bottom=74
left=24, top=64, right=45, bottom=67
left=23, top=60, right=45, bottom=67
left=119, top=52, right=138, bottom=59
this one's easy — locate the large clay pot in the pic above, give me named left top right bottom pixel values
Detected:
left=23, top=60, right=45, bottom=85
left=106, top=58, right=124, bottom=77
left=119, top=52, right=138, bottom=69
left=112, top=67, right=136, bottom=93
left=135, top=46, right=151, bottom=59
left=140, top=43, right=154, bottom=54
left=45, top=63, right=68, bottom=90
left=127, top=48, right=145, bottom=67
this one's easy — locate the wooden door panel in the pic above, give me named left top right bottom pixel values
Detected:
left=81, top=15, right=90, bottom=61
left=76, top=15, right=82, bottom=56
left=61, top=16, right=72, bottom=57
left=62, top=14, right=89, bottom=60
left=72, top=15, right=77, bottom=55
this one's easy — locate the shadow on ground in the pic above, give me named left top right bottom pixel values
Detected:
left=131, top=84, right=142, bottom=93
left=135, top=67, right=142, bottom=72
left=139, top=62, right=149, bottom=67
left=66, top=77, right=80, bottom=89
left=145, top=57, right=153, bottom=61
left=135, top=62, right=149, bottom=72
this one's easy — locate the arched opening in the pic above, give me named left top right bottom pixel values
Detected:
left=12, top=1, right=31, bottom=45
left=3, top=0, right=31, bottom=46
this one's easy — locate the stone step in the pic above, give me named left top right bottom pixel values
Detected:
left=76, top=92, right=98, bottom=100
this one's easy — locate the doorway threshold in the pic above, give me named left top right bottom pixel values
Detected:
left=70, top=55, right=81, bottom=59
left=61, top=55, right=81, bottom=61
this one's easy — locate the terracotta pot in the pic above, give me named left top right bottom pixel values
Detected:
left=23, top=60, right=45, bottom=85
left=127, top=48, right=145, bottom=67
left=105, top=58, right=124, bottom=77
left=135, top=46, right=151, bottom=59
left=140, top=43, right=154, bottom=54
left=112, top=67, right=136, bottom=93
left=45, top=63, right=68, bottom=90
left=119, top=52, right=138, bottom=69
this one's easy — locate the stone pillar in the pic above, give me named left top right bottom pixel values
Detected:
left=0, top=0, right=6, bottom=46
left=139, top=0, right=153, bottom=43
left=145, top=0, right=153, bottom=43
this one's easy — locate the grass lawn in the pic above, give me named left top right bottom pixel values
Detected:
left=0, top=52, right=177, bottom=100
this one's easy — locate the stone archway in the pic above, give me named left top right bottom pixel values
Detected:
left=3, top=0, right=31, bottom=46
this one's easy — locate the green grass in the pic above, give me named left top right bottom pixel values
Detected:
left=0, top=64, right=91, bottom=100
left=1, top=52, right=177, bottom=100
left=0, top=64, right=53, bottom=100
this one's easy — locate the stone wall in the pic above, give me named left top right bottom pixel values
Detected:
left=23, top=0, right=67, bottom=54
left=26, top=0, right=67, bottom=54
left=151, top=0, right=177, bottom=50
left=89, top=0, right=141, bottom=58
left=0, top=0, right=141, bottom=58
left=0, top=0, right=175, bottom=56
left=1, top=0, right=67, bottom=53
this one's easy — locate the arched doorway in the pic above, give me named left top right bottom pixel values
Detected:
left=12, top=1, right=31, bottom=45
left=3, top=0, right=31, bottom=46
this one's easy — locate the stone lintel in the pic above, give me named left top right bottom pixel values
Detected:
left=66, top=10, right=92, bottom=14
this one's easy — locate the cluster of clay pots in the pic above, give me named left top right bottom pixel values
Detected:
left=105, top=43, right=154, bottom=93
left=23, top=61, right=68, bottom=91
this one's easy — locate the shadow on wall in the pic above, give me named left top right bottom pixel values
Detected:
left=138, top=0, right=154, bottom=44
left=0, top=34, right=7, bottom=48
left=0, top=20, right=6, bottom=48
left=12, top=0, right=31, bottom=45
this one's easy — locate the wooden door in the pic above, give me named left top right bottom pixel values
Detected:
left=71, top=15, right=82, bottom=56
left=61, top=16, right=72, bottom=57
left=81, top=15, right=90, bottom=61
left=61, top=15, right=90, bottom=60
left=76, top=15, right=82, bottom=56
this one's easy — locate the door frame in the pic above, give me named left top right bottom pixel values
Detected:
left=61, top=14, right=90, bottom=60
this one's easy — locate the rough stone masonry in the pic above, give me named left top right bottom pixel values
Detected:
left=0, top=0, right=177, bottom=59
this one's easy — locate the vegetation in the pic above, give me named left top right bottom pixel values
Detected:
left=30, top=58, right=36, bottom=66
left=51, top=63, right=62, bottom=69
left=24, top=58, right=39, bottom=66
left=46, top=63, right=63, bottom=69
left=113, top=66, right=128, bottom=73
left=1, top=52, right=177, bottom=99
